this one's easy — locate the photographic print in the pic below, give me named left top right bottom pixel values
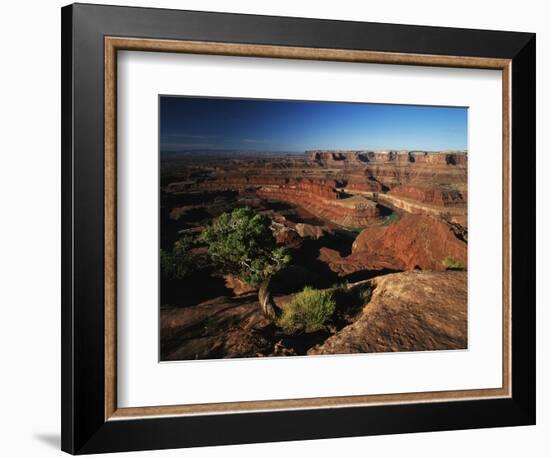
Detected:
left=159, top=96, right=468, bottom=361
left=62, top=8, right=535, bottom=451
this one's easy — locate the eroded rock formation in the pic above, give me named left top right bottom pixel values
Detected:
left=161, top=270, right=467, bottom=360
left=320, top=214, right=467, bottom=275
left=257, top=184, right=381, bottom=228
left=309, top=270, right=467, bottom=355
left=160, top=150, right=469, bottom=360
left=389, top=185, right=467, bottom=207
left=163, top=150, right=467, bottom=229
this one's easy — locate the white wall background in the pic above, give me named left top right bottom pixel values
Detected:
left=0, top=0, right=545, bottom=456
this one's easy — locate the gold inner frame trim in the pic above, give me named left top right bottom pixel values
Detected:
left=104, top=36, right=512, bottom=421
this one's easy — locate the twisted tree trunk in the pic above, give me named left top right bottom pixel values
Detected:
left=258, top=276, right=279, bottom=320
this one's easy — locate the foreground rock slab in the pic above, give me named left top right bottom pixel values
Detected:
left=309, top=270, right=467, bottom=355
left=161, top=294, right=272, bottom=360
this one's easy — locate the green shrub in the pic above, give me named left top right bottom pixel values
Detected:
left=332, top=282, right=372, bottom=305
left=331, top=281, right=349, bottom=295
left=278, top=287, right=336, bottom=334
left=161, top=235, right=195, bottom=280
left=442, top=255, right=464, bottom=270
left=357, top=285, right=372, bottom=304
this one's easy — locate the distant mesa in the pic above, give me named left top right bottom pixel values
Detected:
left=307, top=150, right=467, bottom=166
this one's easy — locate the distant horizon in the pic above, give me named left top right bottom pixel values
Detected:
left=160, top=148, right=468, bottom=155
left=160, top=96, right=468, bottom=154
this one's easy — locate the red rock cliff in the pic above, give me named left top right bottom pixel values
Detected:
left=351, top=214, right=467, bottom=271
left=389, top=185, right=467, bottom=207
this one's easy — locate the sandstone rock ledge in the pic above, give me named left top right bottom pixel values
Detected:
left=308, top=270, right=467, bottom=355
left=161, top=294, right=272, bottom=361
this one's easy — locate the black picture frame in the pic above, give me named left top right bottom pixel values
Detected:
left=61, top=3, right=536, bottom=454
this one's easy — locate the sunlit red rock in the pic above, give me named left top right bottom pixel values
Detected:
left=389, top=185, right=467, bottom=207
left=319, top=214, right=467, bottom=275
left=354, top=214, right=466, bottom=270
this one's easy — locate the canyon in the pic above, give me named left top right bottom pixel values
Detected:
left=160, top=150, right=468, bottom=359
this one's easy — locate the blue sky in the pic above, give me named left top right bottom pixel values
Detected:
left=160, top=96, right=467, bottom=153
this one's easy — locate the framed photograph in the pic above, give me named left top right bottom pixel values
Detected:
left=61, top=3, right=536, bottom=454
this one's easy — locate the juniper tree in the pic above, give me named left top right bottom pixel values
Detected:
left=200, top=207, right=290, bottom=319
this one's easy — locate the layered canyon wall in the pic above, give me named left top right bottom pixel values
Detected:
left=163, top=150, right=467, bottom=229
